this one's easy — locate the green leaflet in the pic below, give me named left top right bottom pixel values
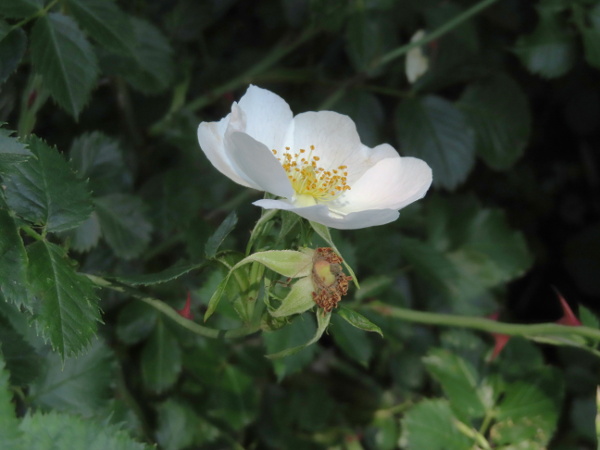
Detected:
left=2, top=135, right=93, bottom=233
left=27, top=240, right=100, bottom=358
left=31, top=13, right=98, bottom=118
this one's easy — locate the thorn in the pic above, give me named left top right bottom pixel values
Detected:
left=487, top=311, right=511, bottom=361
left=553, top=288, right=581, bottom=326
left=177, top=291, right=194, bottom=320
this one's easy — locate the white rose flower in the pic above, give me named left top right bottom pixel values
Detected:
left=197, top=85, right=432, bottom=229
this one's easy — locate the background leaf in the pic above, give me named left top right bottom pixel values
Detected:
left=0, top=28, right=26, bottom=86
left=0, top=0, right=42, bottom=18
left=399, top=399, right=474, bottom=449
left=140, top=319, right=182, bottom=393
left=396, top=95, right=475, bottom=190
left=0, top=208, right=29, bottom=307
left=31, top=13, right=98, bottom=117
left=27, top=240, right=100, bottom=357
left=0, top=349, right=21, bottom=447
left=30, top=339, right=114, bottom=417
left=19, top=411, right=149, bottom=450
left=458, top=74, right=532, bottom=170
left=514, top=8, right=575, bottom=78
left=65, top=0, right=134, bottom=54
left=2, top=135, right=92, bottom=232
left=94, top=194, right=152, bottom=259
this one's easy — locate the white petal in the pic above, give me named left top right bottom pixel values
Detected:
left=235, top=85, right=294, bottom=150
left=253, top=198, right=400, bottom=230
left=289, top=111, right=366, bottom=174
left=224, top=131, right=294, bottom=198
left=337, top=156, right=432, bottom=212
left=197, top=117, right=254, bottom=188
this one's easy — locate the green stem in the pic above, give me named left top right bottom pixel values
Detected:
left=20, top=225, right=43, bottom=241
left=85, top=274, right=261, bottom=339
left=9, top=0, right=59, bottom=31
left=187, top=26, right=317, bottom=113
left=367, top=302, right=600, bottom=342
left=375, top=0, right=499, bottom=68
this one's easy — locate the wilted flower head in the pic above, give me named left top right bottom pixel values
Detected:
left=198, top=85, right=432, bottom=229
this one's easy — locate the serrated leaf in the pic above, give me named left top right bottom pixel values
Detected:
left=0, top=0, right=42, bottom=18
left=2, top=135, right=93, bottom=232
left=266, top=310, right=331, bottom=359
left=94, top=194, right=152, bottom=259
left=458, top=74, right=532, bottom=170
left=0, top=348, right=21, bottom=447
left=396, top=95, right=475, bottom=190
left=0, top=28, right=26, bottom=86
left=65, top=0, right=134, bottom=54
left=205, top=211, right=237, bottom=259
left=27, top=240, right=100, bottom=358
left=31, top=13, right=98, bottom=118
left=19, top=410, right=150, bottom=450
left=423, top=349, right=486, bottom=421
left=0, top=209, right=29, bottom=307
left=140, top=319, right=182, bottom=393
left=30, top=339, right=114, bottom=417
left=491, top=368, right=564, bottom=447
left=399, top=400, right=474, bottom=449
left=100, top=17, right=173, bottom=94
left=330, top=313, right=373, bottom=367
left=337, top=307, right=383, bottom=337
left=514, top=9, right=575, bottom=78
left=0, top=125, right=31, bottom=167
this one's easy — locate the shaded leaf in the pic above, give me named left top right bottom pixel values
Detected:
left=30, top=340, right=114, bottom=417
left=155, top=399, right=219, bottom=450
left=399, top=399, right=474, bottom=449
left=27, top=240, right=100, bottom=357
left=31, top=13, right=98, bottom=118
left=2, top=135, right=93, bottom=232
left=0, top=28, right=26, bottom=86
left=514, top=8, right=575, bottom=78
left=0, top=208, right=29, bottom=307
left=66, top=212, right=101, bottom=252
left=65, top=0, right=134, bottom=54
left=396, top=95, right=475, bottom=190
left=423, top=349, right=486, bottom=420
left=266, top=310, right=331, bottom=359
left=0, top=125, right=31, bottom=168
left=0, top=348, right=21, bottom=447
left=95, top=194, right=152, bottom=259
left=100, top=17, right=173, bottom=94
left=0, top=0, right=42, bottom=18
left=263, top=314, right=317, bottom=380
left=69, top=132, right=130, bottom=196
left=0, top=315, right=40, bottom=385
left=458, top=74, right=531, bottom=170
left=141, top=320, right=182, bottom=393
left=116, top=301, right=157, bottom=345
left=19, top=411, right=150, bottom=450
left=205, top=211, right=237, bottom=259
left=330, top=313, right=373, bottom=367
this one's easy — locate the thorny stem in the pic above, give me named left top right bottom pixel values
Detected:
left=368, top=302, right=600, bottom=346
left=85, top=274, right=261, bottom=339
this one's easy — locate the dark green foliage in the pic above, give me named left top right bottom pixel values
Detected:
left=0, top=0, right=599, bottom=448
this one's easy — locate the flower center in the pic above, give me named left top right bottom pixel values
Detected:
left=272, top=145, right=351, bottom=203
left=311, top=247, right=352, bottom=312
